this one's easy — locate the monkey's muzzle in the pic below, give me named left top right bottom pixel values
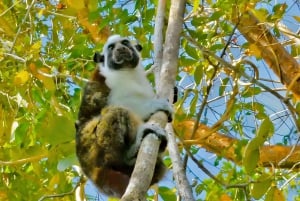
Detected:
left=114, top=46, right=133, bottom=64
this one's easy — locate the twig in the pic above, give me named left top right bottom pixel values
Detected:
left=0, top=154, right=47, bottom=166
left=3, top=53, right=26, bottom=62
left=10, top=0, right=36, bottom=53
left=0, top=0, right=21, bottom=17
left=38, top=177, right=86, bottom=201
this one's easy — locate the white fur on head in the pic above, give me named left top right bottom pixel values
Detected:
left=101, top=34, right=123, bottom=54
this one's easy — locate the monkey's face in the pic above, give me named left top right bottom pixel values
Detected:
left=95, top=35, right=143, bottom=70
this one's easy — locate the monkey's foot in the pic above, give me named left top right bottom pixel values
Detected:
left=141, top=122, right=167, bottom=152
left=125, top=123, right=167, bottom=165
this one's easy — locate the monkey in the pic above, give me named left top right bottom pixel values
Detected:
left=75, top=35, right=173, bottom=198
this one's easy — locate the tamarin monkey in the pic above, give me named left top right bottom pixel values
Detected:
left=75, top=35, right=173, bottom=197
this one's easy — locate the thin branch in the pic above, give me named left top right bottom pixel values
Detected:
left=0, top=154, right=47, bottom=165
left=3, top=53, right=26, bottom=62
left=184, top=33, right=300, bottom=133
left=38, top=177, right=86, bottom=201
left=10, top=0, right=36, bottom=53
left=0, top=0, right=21, bottom=17
left=186, top=148, right=249, bottom=189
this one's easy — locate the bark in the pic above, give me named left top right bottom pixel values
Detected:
left=232, top=11, right=300, bottom=98
left=121, top=0, right=185, bottom=198
left=157, top=0, right=195, bottom=200
left=122, top=0, right=194, bottom=200
left=174, top=120, right=300, bottom=169
left=153, top=0, right=166, bottom=88
left=121, top=119, right=165, bottom=201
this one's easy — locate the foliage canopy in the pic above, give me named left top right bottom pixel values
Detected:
left=0, top=0, right=300, bottom=200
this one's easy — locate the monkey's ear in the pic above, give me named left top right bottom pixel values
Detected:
left=135, top=44, right=142, bottom=52
left=93, top=52, right=104, bottom=63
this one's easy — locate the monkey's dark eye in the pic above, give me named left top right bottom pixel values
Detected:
left=121, top=40, right=130, bottom=46
left=135, top=44, right=142, bottom=52
left=108, top=44, right=115, bottom=50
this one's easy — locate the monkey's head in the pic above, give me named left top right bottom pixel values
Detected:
left=94, top=35, right=143, bottom=70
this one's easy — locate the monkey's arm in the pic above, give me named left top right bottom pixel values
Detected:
left=76, top=70, right=109, bottom=127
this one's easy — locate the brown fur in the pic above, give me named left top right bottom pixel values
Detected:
left=75, top=67, right=166, bottom=197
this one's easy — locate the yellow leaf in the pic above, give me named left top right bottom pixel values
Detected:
left=293, top=16, right=300, bottom=22
left=35, top=68, right=56, bottom=91
left=38, top=9, right=45, bottom=18
left=31, top=41, right=42, bottom=52
left=220, top=194, right=232, bottom=201
left=49, top=174, right=60, bottom=190
left=265, top=186, right=286, bottom=201
left=273, top=188, right=285, bottom=201
left=67, top=0, right=86, bottom=10
left=251, top=8, right=269, bottom=22
left=193, top=0, right=200, bottom=13
left=248, top=44, right=262, bottom=58
left=14, top=70, right=30, bottom=85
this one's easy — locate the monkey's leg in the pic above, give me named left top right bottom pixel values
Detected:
left=95, top=106, right=139, bottom=166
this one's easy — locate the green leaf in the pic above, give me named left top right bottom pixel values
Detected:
left=250, top=175, right=272, bottom=199
left=194, top=65, right=203, bottom=85
left=210, top=43, right=224, bottom=51
left=219, top=77, right=229, bottom=96
left=180, top=57, right=197, bottom=66
left=13, top=122, right=29, bottom=145
left=185, top=44, right=199, bottom=59
left=57, top=153, right=77, bottom=171
left=190, top=92, right=199, bottom=115
left=243, top=138, right=261, bottom=174
left=256, top=117, right=274, bottom=141
left=37, top=112, right=75, bottom=145
left=265, top=186, right=285, bottom=201
left=251, top=8, right=269, bottom=22
left=159, top=186, right=177, bottom=201
left=241, top=87, right=261, bottom=98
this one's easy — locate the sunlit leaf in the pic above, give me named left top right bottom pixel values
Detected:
left=185, top=44, right=199, bottom=59
left=190, top=92, right=199, bottom=115
left=13, top=122, right=29, bottom=145
left=48, top=174, right=60, bottom=190
left=265, top=186, right=286, bottom=201
left=159, top=186, right=177, bottom=201
left=248, top=44, right=262, bottom=58
left=30, top=41, right=42, bottom=52
left=256, top=117, right=274, bottom=140
left=67, top=0, right=85, bottom=10
left=243, top=138, right=261, bottom=174
left=293, top=16, right=300, bottom=22
left=241, top=87, right=261, bottom=98
left=220, top=194, right=232, bottom=201
left=250, top=174, right=272, bottom=199
left=219, top=77, right=229, bottom=96
left=251, top=8, right=269, bottom=22
left=194, top=65, right=203, bottom=85
left=193, top=0, right=200, bottom=13
left=37, top=112, right=75, bottom=146
left=57, top=154, right=77, bottom=171
left=14, top=70, right=30, bottom=85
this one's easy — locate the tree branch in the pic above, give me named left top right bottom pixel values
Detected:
left=122, top=0, right=194, bottom=200
left=157, top=0, right=195, bottom=200
left=232, top=11, right=300, bottom=98
left=174, top=120, right=300, bottom=169
left=121, top=113, right=168, bottom=201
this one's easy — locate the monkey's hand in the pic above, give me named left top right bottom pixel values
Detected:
left=125, top=122, right=167, bottom=165
left=144, top=99, right=173, bottom=122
